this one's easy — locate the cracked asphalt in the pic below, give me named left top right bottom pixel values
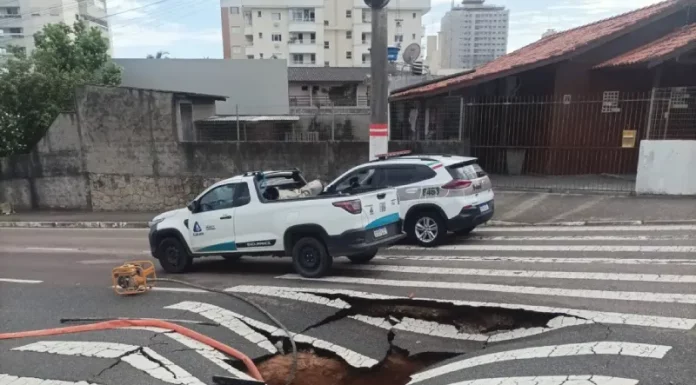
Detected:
left=1, top=226, right=696, bottom=385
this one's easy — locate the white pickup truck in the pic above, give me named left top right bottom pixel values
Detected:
left=148, top=170, right=404, bottom=278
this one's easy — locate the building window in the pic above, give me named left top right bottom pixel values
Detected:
left=324, top=41, right=329, bottom=49
left=301, top=85, right=309, bottom=91
left=362, top=32, right=369, bottom=44
left=412, top=33, right=416, bottom=39
left=362, top=9, right=371, bottom=23
left=362, top=53, right=370, bottom=64
left=310, top=53, right=316, bottom=64
left=291, top=8, right=315, bottom=22
left=230, top=7, right=239, bottom=14
left=257, top=11, right=261, bottom=17
left=272, top=33, right=282, bottom=42
left=346, top=10, right=352, bottom=18
left=394, top=34, right=403, bottom=43
left=244, top=11, right=252, bottom=25
left=272, top=12, right=281, bottom=20
left=292, top=54, right=303, bottom=64
left=232, top=46, right=242, bottom=54
left=231, top=26, right=241, bottom=33
left=324, top=61, right=330, bottom=66
left=346, top=31, right=352, bottom=39
left=324, top=20, right=329, bottom=26
left=258, top=32, right=263, bottom=38
left=412, top=12, right=416, bottom=18
left=396, top=20, right=402, bottom=27
left=346, top=51, right=352, bottom=59
left=259, top=53, right=264, bottom=58
left=247, top=55, right=254, bottom=59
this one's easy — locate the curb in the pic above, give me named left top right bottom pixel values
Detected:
left=0, top=221, right=149, bottom=229
left=2, top=219, right=695, bottom=229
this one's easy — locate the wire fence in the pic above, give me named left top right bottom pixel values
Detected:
left=389, top=87, right=696, bottom=192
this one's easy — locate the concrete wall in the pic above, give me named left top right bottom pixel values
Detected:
left=636, top=140, right=696, bottom=195
left=113, top=58, right=290, bottom=116
left=0, top=85, right=473, bottom=212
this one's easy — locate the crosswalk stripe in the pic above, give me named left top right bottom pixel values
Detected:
left=466, top=235, right=694, bottom=241
left=374, top=255, right=696, bottom=265
left=0, top=278, right=43, bottom=284
left=475, top=225, right=696, bottom=232
left=407, top=341, right=671, bottom=384
left=339, top=264, right=696, bottom=283
left=390, top=244, right=696, bottom=252
left=443, top=376, right=638, bottom=385
left=279, top=275, right=696, bottom=304
left=228, top=285, right=696, bottom=330
left=0, top=374, right=101, bottom=385
left=166, top=301, right=379, bottom=368
left=13, top=341, right=205, bottom=385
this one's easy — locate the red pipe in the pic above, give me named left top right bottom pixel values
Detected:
left=0, top=319, right=264, bottom=382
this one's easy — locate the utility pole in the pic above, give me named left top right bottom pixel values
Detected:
left=366, top=0, right=390, bottom=160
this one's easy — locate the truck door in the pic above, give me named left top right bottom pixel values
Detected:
left=189, top=183, right=238, bottom=254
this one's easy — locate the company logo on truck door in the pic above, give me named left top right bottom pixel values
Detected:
left=192, top=222, right=204, bottom=236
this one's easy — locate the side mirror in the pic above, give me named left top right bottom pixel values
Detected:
left=187, top=201, right=198, bottom=212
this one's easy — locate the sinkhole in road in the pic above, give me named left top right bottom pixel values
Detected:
left=226, top=293, right=570, bottom=385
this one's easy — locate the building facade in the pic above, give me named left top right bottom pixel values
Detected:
left=439, top=0, right=508, bottom=69
left=0, top=0, right=111, bottom=57
left=220, top=0, right=430, bottom=67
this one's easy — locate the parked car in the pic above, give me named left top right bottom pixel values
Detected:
left=148, top=170, right=405, bottom=278
left=323, top=152, right=495, bottom=247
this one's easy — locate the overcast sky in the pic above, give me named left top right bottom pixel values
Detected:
left=106, top=0, right=664, bottom=59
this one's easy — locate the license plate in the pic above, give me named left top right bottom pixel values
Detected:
left=373, top=227, right=388, bottom=238
left=480, top=204, right=490, bottom=212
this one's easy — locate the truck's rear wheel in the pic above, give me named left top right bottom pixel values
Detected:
left=291, top=237, right=332, bottom=278
left=347, top=248, right=378, bottom=264
left=407, top=211, right=447, bottom=247
left=157, top=238, right=193, bottom=273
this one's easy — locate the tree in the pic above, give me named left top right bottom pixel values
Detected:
left=147, top=51, right=169, bottom=59
left=0, top=21, right=121, bottom=156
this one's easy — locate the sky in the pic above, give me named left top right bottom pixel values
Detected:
left=106, top=0, right=665, bottom=59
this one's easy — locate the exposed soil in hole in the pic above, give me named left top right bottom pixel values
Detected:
left=308, top=294, right=564, bottom=334
left=256, top=349, right=454, bottom=385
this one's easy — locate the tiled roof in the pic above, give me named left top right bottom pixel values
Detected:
left=288, top=67, right=371, bottom=82
left=391, top=0, right=683, bottom=99
left=595, top=23, right=696, bottom=68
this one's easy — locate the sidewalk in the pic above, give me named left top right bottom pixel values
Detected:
left=1, top=192, right=695, bottom=228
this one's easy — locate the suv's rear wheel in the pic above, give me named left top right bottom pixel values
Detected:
left=347, top=248, right=378, bottom=264
left=291, top=237, right=333, bottom=278
left=157, top=238, right=193, bottom=273
left=407, top=211, right=447, bottom=247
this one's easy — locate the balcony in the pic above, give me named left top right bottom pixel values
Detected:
left=0, top=14, right=20, bottom=19
left=244, top=25, right=253, bottom=35
left=288, top=21, right=318, bottom=33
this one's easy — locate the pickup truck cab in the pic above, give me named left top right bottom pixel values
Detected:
left=148, top=170, right=404, bottom=278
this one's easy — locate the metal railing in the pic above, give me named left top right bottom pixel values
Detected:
left=289, top=95, right=369, bottom=107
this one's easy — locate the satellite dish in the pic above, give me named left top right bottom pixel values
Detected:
left=402, top=43, right=421, bottom=65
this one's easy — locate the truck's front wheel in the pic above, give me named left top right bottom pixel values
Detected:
left=291, top=237, right=332, bottom=278
left=157, top=238, right=193, bottom=273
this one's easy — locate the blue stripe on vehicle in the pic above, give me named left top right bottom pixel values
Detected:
left=365, top=213, right=400, bottom=230
left=196, top=242, right=237, bottom=253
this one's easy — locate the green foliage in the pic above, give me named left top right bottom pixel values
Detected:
left=0, top=21, right=121, bottom=156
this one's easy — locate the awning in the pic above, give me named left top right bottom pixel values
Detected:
left=202, top=115, right=300, bottom=123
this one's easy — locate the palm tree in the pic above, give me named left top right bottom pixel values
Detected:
left=146, top=51, right=169, bottom=59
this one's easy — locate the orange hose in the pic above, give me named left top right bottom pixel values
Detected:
left=0, top=319, right=265, bottom=382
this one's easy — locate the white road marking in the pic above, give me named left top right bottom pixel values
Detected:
left=25, top=247, right=79, bottom=252
left=475, top=225, right=696, bottom=232
left=0, top=278, right=43, bottom=284
left=0, top=374, right=100, bottom=385
left=13, top=341, right=205, bottom=385
left=166, top=301, right=380, bottom=368
left=1, top=246, right=149, bottom=255
left=280, top=274, right=696, bottom=304
left=126, top=327, right=257, bottom=381
left=80, top=259, right=128, bottom=265
left=408, top=341, right=671, bottom=384
left=226, top=286, right=351, bottom=309
left=340, top=264, right=696, bottom=283
left=546, top=195, right=607, bottom=223
left=236, top=285, right=696, bottom=330
left=374, top=255, right=696, bottom=265
left=444, top=375, right=638, bottom=385
left=390, top=244, right=696, bottom=252
left=466, top=235, right=694, bottom=241
left=499, top=193, right=549, bottom=221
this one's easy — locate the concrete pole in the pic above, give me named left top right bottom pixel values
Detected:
left=369, top=5, right=389, bottom=160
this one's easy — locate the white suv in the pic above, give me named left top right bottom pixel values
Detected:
left=324, top=152, right=495, bottom=247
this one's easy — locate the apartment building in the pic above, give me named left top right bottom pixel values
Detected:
left=220, top=0, right=431, bottom=67
left=0, top=0, right=111, bottom=57
left=439, top=0, right=508, bottom=69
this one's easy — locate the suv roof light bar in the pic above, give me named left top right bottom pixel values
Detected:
left=374, top=150, right=413, bottom=161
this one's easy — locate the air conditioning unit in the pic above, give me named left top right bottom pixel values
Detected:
left=274, top=43, right=280, bottom=48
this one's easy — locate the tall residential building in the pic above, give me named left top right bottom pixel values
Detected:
left=439, top=0, right=508, bottom=69
left=0, top=0, right=111, bottom=57
left=220, top=0, right=431, bottom=67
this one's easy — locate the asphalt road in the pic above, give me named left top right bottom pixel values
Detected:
left=1, top=225, right=695, bottom=385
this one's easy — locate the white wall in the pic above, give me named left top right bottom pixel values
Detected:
left=636, top=140, right=696, bottom=195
